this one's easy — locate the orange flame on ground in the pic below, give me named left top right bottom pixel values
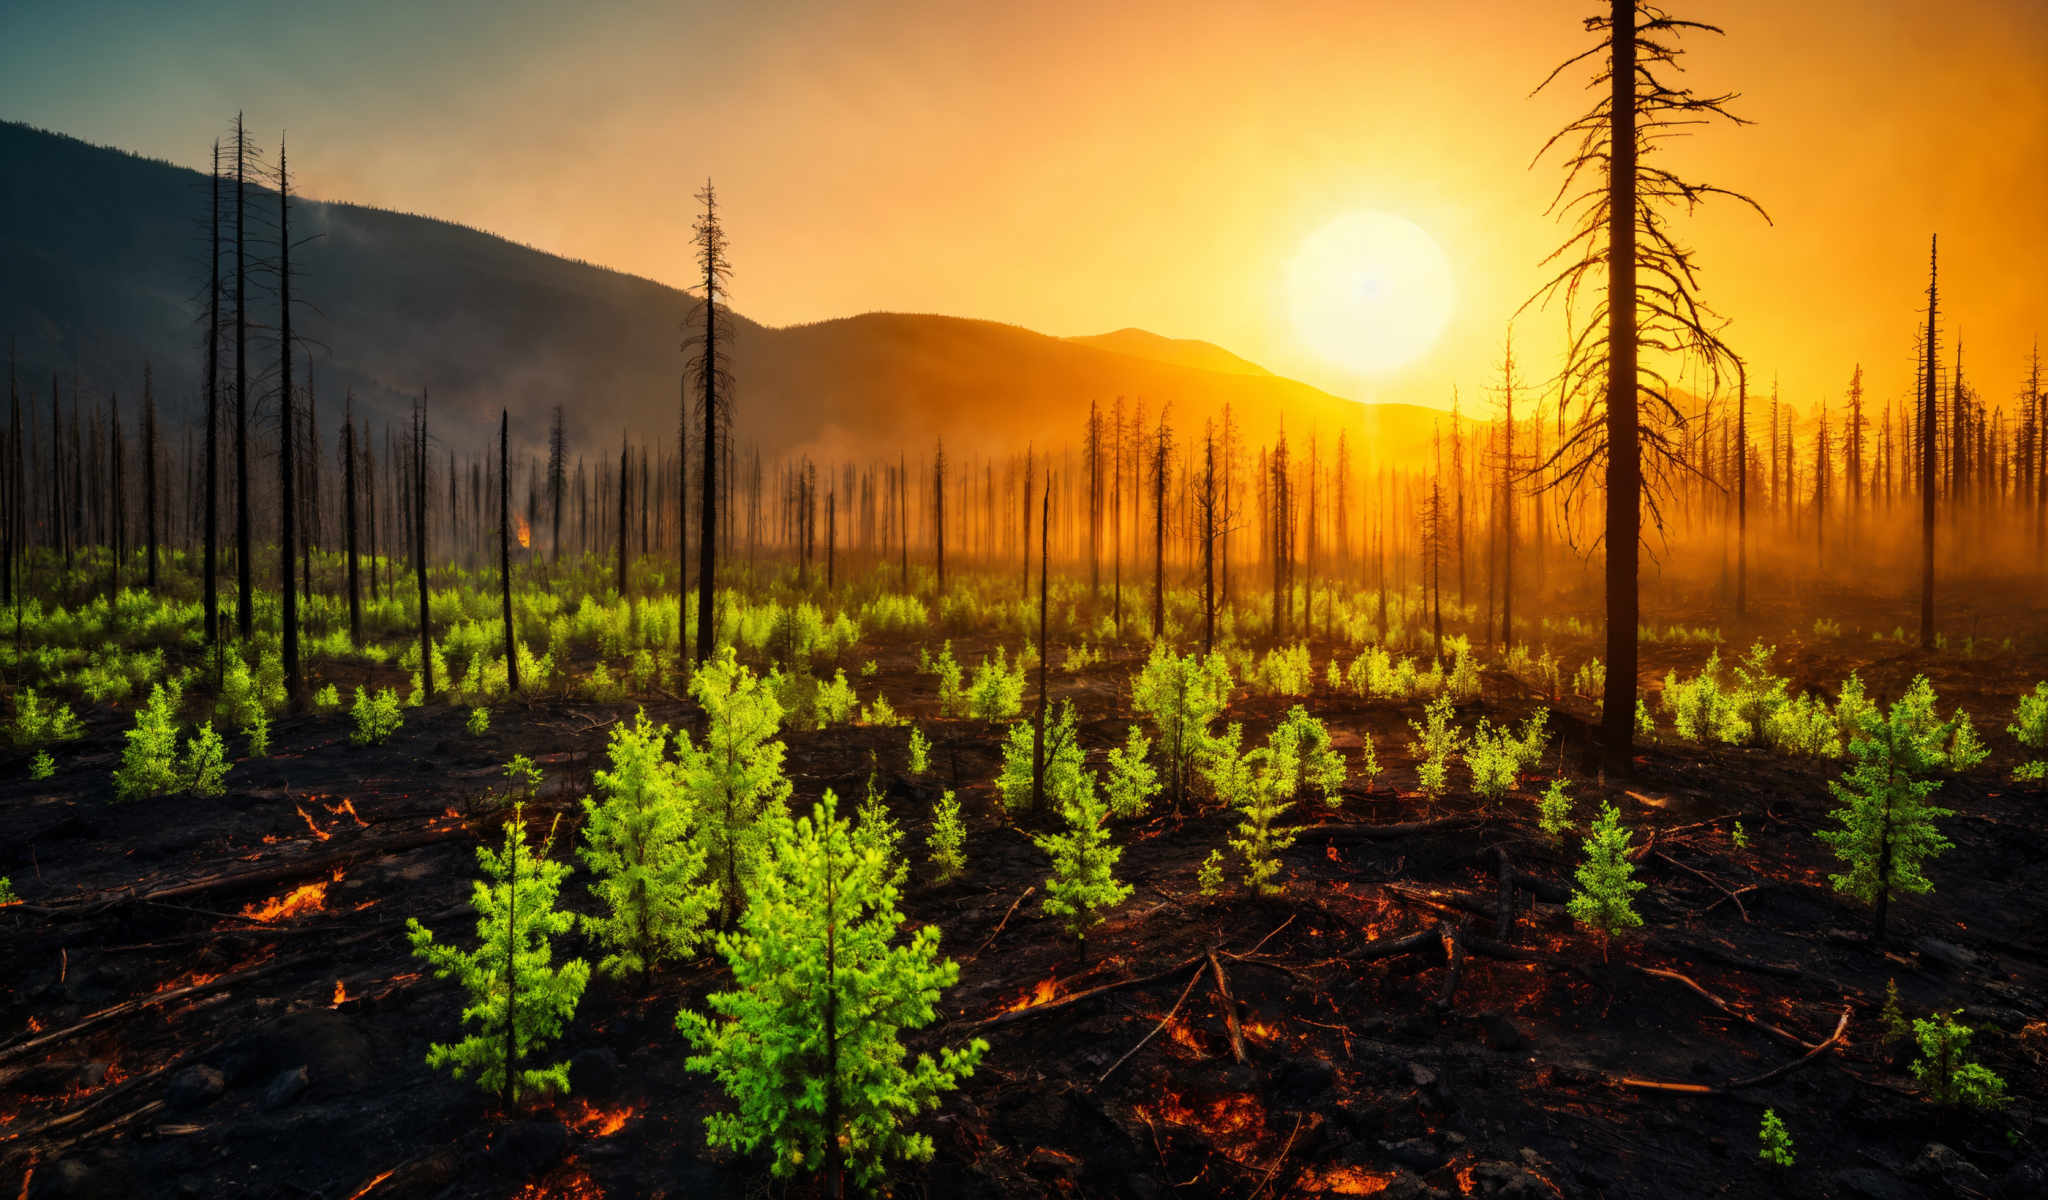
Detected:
left=328, top=797, right=368, bottom=828
left=570, top=1100, right=635, bottom=1138
left=240, top=870, right=342, bottom=923
left=155, top=969, right=221, bottom=994
left=342, top=1169, right=395, bottom=1200
left=516, top=516, right=532, bottom=550
left=25, top=1016, right=43, bottom=1033
left=1003, top=977, right=1061, bottom=1013
left=1299, top=1166, right=1397, bottom=1196
left=333, top=979, right=351, bottom=1007
left=295, top=804, right=332, bottom=841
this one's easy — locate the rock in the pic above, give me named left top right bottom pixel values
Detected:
left=1829, top=1167, right=1925, bottom=1200
left=1996, top=1155, right=2048, bottom=1199
left=568, top=1047, right=622, bottom=1102
left=1476, top=1011, right=1529, bottom=1052
left=491, top=1120, right=571, bottom=1176
left=1383, top=1137, right=1447, bottom=1171
left=1464, top=1161, right=1555, bottom=1200
left=1910, top=1144, right=1991, bottom=1197
left=1025, top=1146, right=1083, bottom=1181
left=263, top=1065, right=309, bottom=1109
left=164, top=1065, right=226, bottom=1111
left=28, top=1152, right=137, bottom=1200
left=1405, top=1062, right=1438, bottom=1088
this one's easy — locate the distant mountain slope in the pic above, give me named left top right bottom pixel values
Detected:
left=1064, top=328, right=1273, bottom=377
left=1, top=120, right=1448, bottom=465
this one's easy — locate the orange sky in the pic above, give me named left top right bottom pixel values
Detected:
left=7, top=0, right=2046, bottom=419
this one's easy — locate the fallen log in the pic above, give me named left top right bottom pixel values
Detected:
left=1208, top=952, right=1247, bottom=1064
left=1633, top=965, right=1821, bottom=1051
left=1613, top=1005, right=1852, bottom=1094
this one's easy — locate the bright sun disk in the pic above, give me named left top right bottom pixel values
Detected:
left=1288, top=211, right=1455, bottom=375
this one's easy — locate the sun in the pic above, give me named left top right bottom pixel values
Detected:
left=1287, top=211, right=1456, bottom=375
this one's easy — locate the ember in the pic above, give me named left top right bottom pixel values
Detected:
left=333, top=979, right=351, bottom=1006
left=570, top=1100, right=635, bottom=1137
left=295, top=804, right=332, bottom=841
left=1003, top=977, right=1061, bottom=1013
left=328, top=797, right=368, bottom=827
left=516, top=515, right=532, bottom=549
left=240, top=870, right=342, bottom=923
left=1299, top=1165, right=1397, bottom=1195
left=342, top=1169, right=395, bottom=1200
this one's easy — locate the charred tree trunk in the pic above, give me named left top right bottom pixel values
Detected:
left=204, top=140, right=221, bottom=643
left=143, top=366, right=158, bottom=592
left=415, top=401, right=433, bottom=700
left=343, top=396, right=361, bottom=648
left=1920, top=236, right=1939, bottom=649
left=278, top=137, right=302, bottom=707
left=234, top=114, right=252, bottom=641
left=1600, top=0, right=1640, bottom=774
left=501, top=409, right=518, bottom=692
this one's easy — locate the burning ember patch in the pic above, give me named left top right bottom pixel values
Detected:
left=1002, top=977, right=1060, bottom=1013
left=1298, top=1165, right=1397, bottom=1195
left=1134, top=1089, right=1267, bottom=1147
left=332, top=979, right=351, bottom=1006
left=342, top=1169, right=395, bottom=1200
left=240, top=869, right=342, bottom=923
left=295, top=804, right=332, bottom=841
left=569, top=1100, right=635, bottom=1137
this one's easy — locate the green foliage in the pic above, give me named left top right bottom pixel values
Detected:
left=1758, top=1109, right=1795, bottom=1167
left=1635, top=697, right=1655, bottom=738
left=406, top=805, right=591, bottom=1103
left=1034, top=774, right=1132, bottom=945
left=183, top=721, right=230, bottom=798
left=1572, top=657, right=1605, bottom=701
left=0, top=876, right=15, bottom=905
left=921, top=640, right=967, bottom=717
left=1253, top=643, right=1313, bottom=696
left=503, top=754, right=543, bottom=802
left=966, top=647, right=1026, bottom=721
left=678, top=794, right=985, bottom=1191
left=1911, top=1011, right=2008, bottom=1108
left=1879, top=979, right=1909, bottom=1045
left=1568, top=802, right=1645, bottom=942
left=927, top=790, right=965, bottom=885
left=350, top=686, right=404, bottom=746
left=1730, top=821, right=1749, bottom=850
left=1218, top=722, right=1303, bottom=896
left=1464, top=719, right=1524, bottom=802
left=29, top=751, right=54, bottom=781
left=115, top=682, right=227, bottom=802
left=2011, top=681, right=2048, bottom=751
left=676, top=648, right=793, bottom=927
left=1817, top=677, right=1956, bottom=932
left=1762, top=691, right=1839, bottom=758
left=578, top=712, right=716, bottom=978
left=1728, top=641, right=1791, bottom=744
left=1407, top=694, right=1460, bottom=798
left=859, top=692, right=905, bottom=727
left=1103, top=725, right=1162, bottom=819
left=467, top=706, right=490, bottom=736
left=997, top=701, right=1087, bottom=817
left=1196, top=849, right=1226, bottom=897
left=1358, top=732, right=1381, bottom=791
left=1662, top=651, right=1746, bottom=744
left=1538, top=778, right=1574, bottom=838
left=808, top=669, right=855, bottom=731
left=10, top=688, right=83, bottom=749
left=313, top=683, right=341, bottom=710
left=1273, top=706, right=1346, bottom=806
left=906, top=726, right=930, bottom=775
left=1131, top=643, right=1232, bottom=807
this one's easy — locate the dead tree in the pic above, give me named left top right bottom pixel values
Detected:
left=233, top=113, right=252, bottom=641
left=143, top=365, right=159, bottom=592
left=278, top=135, right=302, bottom=706
left=343, top=395, right=361, bottom=647
left=501, top=409, right=518, bottom=691
left=414, top=399, right=433, bottom=700
left=204, top=138, right=222, bottom=644
left=1919, top=236, right=1939, bottom=648
left=1151, top=410, right=1172, bottom=640
left=686, top=180, right=732, bottom=666
left=1526, top=0, right=1764, bottom=772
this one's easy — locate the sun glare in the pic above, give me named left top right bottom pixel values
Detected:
left=1288, top=211, right=1455, bottom=376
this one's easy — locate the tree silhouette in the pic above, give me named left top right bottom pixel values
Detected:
left=1525, top=0, right=1766, bottom=772
left=686, top=180, right=732, bottom=666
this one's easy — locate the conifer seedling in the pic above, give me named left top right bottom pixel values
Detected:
left=578, top=711, right=716, bottom=978
left=1568, top=801, right=1644, bottom=958
left=679, top=793, right=986, bottom=1195
left=407, top=804, right=591, bottom=1105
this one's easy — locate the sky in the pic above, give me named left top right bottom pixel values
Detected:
left=5, top=0, right=2047, bottom=419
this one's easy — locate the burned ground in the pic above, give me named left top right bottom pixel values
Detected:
left=3, top=581, right=2045, bottom=1200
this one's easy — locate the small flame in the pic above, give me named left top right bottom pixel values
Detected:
left=1299, top=1166, right=1396, bottom=1195
left=570, top=1100, right=635, bottom=1137
left=327, top=797, right=368, bottom=828
left=240, top=870, right=342, bottom=923
left=296, top=804, right=332, bottom=842
left=332, top=979, right=350, bottom=1007
left=1003, top=977, right=1061, bottom=1013
left=155, top=969, right=222, bottom=994
left=342, top=1169, right=395, bottom=1200
left=26, top=1016, right=44, bottom=1033
left=516, top=515, right=532, bottom=549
